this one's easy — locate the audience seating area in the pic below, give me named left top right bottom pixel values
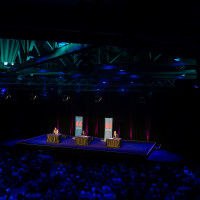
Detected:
left=1, top=146, right=200, bottom=200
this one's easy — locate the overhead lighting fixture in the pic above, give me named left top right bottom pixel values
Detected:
left=3, top=62, right=14, bottom=67
left=1, top=88, right=7, bottom=97
left=5, top=94, right=11, bottom=100
left=174, top=58, right=181, bottom=62
left=130, top=75, right=139, bottom=78
left=57, top=42, right=69, bottom=48
left=118, top=71, right=127, bottom=75
left=63, top=95, right=71, bottom=102
left=30, top=94, right=38, bottom=101
left=102, top=65, right=115, bottom=70
left=0, top=88, right=11, bottom=100
left=95, top=95, right=102, bottom=103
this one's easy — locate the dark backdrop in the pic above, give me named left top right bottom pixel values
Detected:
left=0, top=89, right=200, bottom=156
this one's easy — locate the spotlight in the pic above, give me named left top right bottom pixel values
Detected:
left=1, top=88, right=7, bottom=96
left=102, top=65, right=115, bottom=70
left=30, top=94, right=38, bottom=101
left=174, top=58, right=181, bottom=62
left=33, top=95, right=38, bottom=100
left=5, top=94, right=11, bottom=100
left=63, top=95, right=71, bottom=102
left=95, top=95, right=102, bottom=103
left=57, top=42, right=69, bottom=48
left=0, top=88, right=11, bottom=100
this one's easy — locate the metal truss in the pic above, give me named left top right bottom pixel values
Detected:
left=0, top=38, right=199, bottom=93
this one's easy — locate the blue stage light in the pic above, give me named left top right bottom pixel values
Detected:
left=1, top=88, right=7, bottom=97
left=130, top=75, right=139, bottom=78
left=177, top=75, right=184, bottom=79
left=72, top=74, right=81, bottom=78
left=1, top=88, right=7, bottom=95
left=100, top=79, right=108, bottom=85
left=102, top=65, right=115, bottom=70
left=117, top=71, right=127, bottom=75
left=57, top=42, right=69, bottom=48
left=39, top=69, right=48, bottom=73
left=174, top=58, right=181, bottom=61
left=1, top=88, right=6, bottom=93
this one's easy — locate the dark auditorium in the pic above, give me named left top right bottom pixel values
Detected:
left=1, top=1, right=200, bottom=199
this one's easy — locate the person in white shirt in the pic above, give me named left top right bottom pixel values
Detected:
left=53, top=127, right=59, bottom=135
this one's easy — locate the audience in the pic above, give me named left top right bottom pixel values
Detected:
left=1, top=146, right=200, bottom=200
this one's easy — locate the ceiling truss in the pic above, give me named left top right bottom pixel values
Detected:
left=0, top=38, right=199, bottom=93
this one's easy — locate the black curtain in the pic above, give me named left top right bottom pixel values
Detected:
left=1, top=89, right=200, bottom=157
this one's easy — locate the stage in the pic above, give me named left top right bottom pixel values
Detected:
left=15, top=135, right=156, bottom=161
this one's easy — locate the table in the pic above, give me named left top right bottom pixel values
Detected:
left=75, top=136, right=90, bottom=146
left=47, top=134, right=62, bottom=143
left=106, top=138, right=122, bottom=148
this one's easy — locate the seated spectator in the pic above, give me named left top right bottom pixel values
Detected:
left=2, top=145, right=200, bottom=200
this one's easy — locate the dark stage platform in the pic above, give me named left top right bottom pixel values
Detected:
left=15, top=135, right=156, bottom=157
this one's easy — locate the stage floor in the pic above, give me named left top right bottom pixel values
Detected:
left=15, top=135, right=156, bottom=156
